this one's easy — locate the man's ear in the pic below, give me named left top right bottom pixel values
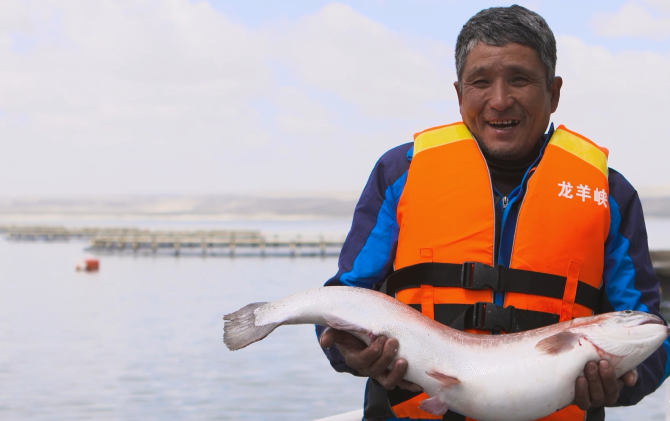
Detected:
left=454, top=81, right=463, bottom=106
left=550, top=76, right=562, bottom=113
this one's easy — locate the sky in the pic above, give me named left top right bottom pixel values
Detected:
left=0, top=0, right=668, bottom=196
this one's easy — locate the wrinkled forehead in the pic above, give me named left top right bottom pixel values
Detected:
left=461, top=42, right=545, bottom=75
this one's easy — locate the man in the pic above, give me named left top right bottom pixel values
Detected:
left=317, top=5, right=669, bottom=421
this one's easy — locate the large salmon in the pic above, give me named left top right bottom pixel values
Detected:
left=223, top=286, right=668, bottom=421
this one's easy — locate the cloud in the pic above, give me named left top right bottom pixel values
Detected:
left=0, top=0, right=666, bottom=196
left=553, top=35, right=670, bottom=187
left=642, top=0, right=670, bottom=13
left=268, top=3, right=455, bottom=119
left=273, top=86, right=336, bottom=137
left=591, top=2, right=670, bottom=40
left=0, top=1, right=458, bottom=195
left=0, top=0, right=275, bottom=194
left=254, top=3, right=460, bottom=193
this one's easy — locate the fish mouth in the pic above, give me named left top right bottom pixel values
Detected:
left=638, top=318, right=663, bottom=326
left=627, top=315, right=664, bottom=327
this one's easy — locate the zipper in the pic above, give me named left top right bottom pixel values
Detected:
left=502, top=196, right=508, bottom=210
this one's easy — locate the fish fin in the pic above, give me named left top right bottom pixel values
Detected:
left=426, top=371, right=460, bottom=388
left=418, top=396, right=450, bottom=416
left=223, top=302, right=281, bottom=351
left=322, top=314, right=369, bottom=334
left=535, top=331, right=579, bottom=355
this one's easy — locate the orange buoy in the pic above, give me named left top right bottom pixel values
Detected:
left=76, top=258, right=100, bottom=272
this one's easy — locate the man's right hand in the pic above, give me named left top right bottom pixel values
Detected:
left=319, top=327, right=423, bottom=392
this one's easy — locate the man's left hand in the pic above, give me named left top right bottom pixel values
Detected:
left=574, top=360, right=638, bottom=410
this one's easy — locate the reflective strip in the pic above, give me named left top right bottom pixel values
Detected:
left=549, top=127, right=608, bottom=178
left=413, top=122, right=473, bottom=157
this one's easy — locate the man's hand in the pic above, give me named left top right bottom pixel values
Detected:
left=319, top=327, right=422, bottom=392
left=574, top=360, right=638, bottom=410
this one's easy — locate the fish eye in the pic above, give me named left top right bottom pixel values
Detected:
left=622, top=310, right=633, bottom=315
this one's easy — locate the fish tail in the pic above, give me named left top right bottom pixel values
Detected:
left=223, top=302, right=281, bottom=351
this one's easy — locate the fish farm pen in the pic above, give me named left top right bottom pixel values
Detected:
left=0, top=225, right=143, bottom=241
left=0, top=225, right=345, bottom=257
left=5, top=224, right=670, bottom=275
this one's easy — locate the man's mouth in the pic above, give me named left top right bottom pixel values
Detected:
left=487, top=119, right=520, bottom=130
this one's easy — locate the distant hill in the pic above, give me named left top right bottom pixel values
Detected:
left=0, top=194, right=358, bottom=220
left=2, top=192, right=668, bottom=221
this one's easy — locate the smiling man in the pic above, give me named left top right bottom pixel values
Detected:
left=457, top=42, right=561, bottom=160
left=318, top=5, right=669, bottom=421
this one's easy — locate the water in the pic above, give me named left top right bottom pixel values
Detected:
left=0, top=218, right=669, bottom=420
left=0, top=234, right=366, bottom=421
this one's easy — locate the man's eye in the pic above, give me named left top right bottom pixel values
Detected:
left=512, top=77, right=529, bottom=84
left=472, top=79, right=488, bottom=85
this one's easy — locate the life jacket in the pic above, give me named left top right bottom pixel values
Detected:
left=365, top=122, right=610, bottom=421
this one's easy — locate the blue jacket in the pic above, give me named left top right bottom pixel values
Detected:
left=317, top=126, right=670, bottom=416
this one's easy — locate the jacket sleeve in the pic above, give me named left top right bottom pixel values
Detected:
left=316, top=143, right=411, bottom=375
left=602, top=169, right=670, bottom=406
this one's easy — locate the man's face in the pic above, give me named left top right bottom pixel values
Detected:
left=455, top=42, right=562, bottom=160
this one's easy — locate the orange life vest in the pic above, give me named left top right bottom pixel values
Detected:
left=378, top=122, right=610, bottom=421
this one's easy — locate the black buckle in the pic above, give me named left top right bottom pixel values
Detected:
left=461, top=262, right=501, bottom=290
left=471, top=302, right=515, bottom=332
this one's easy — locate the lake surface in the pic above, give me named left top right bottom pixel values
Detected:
left=0, top=219, right=669, bottom=420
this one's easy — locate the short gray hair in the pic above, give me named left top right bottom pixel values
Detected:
left=455, top=5, right=557, bottom=88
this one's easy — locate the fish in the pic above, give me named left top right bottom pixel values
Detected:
left=223, top=286, right=669, bottom=421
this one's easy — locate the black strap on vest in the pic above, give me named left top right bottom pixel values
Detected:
left=451, top=302, right=559, bottom=332
left=383, top=262, right=601, bottom=313
left=405, top=301, right=559, bottom=335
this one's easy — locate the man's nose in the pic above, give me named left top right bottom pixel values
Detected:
left=488, top=80, right=514, bottom=111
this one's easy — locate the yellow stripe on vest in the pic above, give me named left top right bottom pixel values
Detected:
left=414, top=123, right=473, bottom=157
left=549, top=128, right=608, bottom=178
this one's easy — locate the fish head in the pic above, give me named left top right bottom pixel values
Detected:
left=574, top=311, right=669, bottom=374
